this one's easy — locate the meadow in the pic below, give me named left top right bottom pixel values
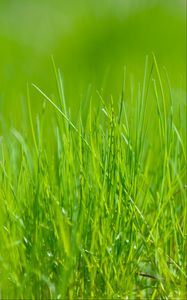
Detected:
left=0, top=0, right=186, bottom=299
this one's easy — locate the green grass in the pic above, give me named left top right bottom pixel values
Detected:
left=0, top=56, right=186, bottom=299
left=0, top=0, right=186, bottom=121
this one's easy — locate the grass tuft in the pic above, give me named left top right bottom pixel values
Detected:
left=0, top=57, right=186, bottom=299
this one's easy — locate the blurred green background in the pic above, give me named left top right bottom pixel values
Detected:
left=0, top=0, right=186, bottom=126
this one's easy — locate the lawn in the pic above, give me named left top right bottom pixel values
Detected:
left=0, top=0, right=186, bottom=299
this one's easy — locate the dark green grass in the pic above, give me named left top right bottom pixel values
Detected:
left=0, top=56, right=186, bottom=299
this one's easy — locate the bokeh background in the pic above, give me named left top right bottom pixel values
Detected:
left=0, top=0, right=186, bottom=127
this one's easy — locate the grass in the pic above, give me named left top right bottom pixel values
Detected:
left=0, top=55, right=186, bottom=299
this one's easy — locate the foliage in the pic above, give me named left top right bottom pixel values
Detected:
left=0, top=56, right=186, bottom=299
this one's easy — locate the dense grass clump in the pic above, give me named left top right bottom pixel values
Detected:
left=0, top=57, right=186, bottom=299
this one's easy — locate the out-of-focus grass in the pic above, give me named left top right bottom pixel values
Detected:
left=0, top=0, right=186, bottom=126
